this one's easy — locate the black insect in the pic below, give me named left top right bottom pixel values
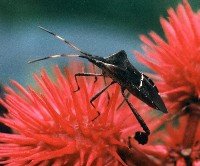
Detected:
left=28, top=26, right=168, bottom=145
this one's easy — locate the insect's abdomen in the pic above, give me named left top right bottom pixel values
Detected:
left=127, top=80, right=167, bottom=113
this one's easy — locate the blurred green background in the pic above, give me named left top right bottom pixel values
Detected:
left=0, top=0, right=199, bottom=86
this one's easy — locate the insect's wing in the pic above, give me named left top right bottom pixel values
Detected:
left=143, top=75, right=158, bottom=93
left=124, top=61, right=167, bottom=113
left=141, top=74, right=168, bottom=113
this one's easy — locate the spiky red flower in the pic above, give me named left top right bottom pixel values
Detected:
left=0, top=64, right=135, bottom=166
left=135, top=0, right=200, bottom=111
left=132, top=1, right=200, bottom=165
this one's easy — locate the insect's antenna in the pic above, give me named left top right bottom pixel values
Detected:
left=28, top=54, right=80, bottom=64
left=38, top=26, right=90, bottom=56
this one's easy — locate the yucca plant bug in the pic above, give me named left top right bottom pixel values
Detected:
left=28, top=26, right=168, bottom=145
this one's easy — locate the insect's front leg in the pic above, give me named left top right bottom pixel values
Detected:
left=89, top=81, right=115, bottom=121
left=117, top=92, right=130, bottom=110
left=121, top=88, right=150, bottom=145
left=90, top=81, right=116, bottom=107
left=74, top=73, right=103, bottom=92
left=103, top=76, right=111, bottom=105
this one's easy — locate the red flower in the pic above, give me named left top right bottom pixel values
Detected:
left=135, top=0, right=200, bottom=111
left=0, top=64, right=134, bottom=166
left=132, top=1, right=200, bottom=165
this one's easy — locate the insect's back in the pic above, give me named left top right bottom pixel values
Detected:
left=126, top=61, right=167, bottom=113
left=104, top=50, right=167, bottom=113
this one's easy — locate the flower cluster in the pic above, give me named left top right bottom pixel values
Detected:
left=0, top=64, right=129, bottom=165
left=135, top=0, right=200, bottom=112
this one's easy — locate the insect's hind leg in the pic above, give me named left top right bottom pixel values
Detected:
left=74, top=73, right=103, bottom=92
left=121, top=88, right=150, bottom=145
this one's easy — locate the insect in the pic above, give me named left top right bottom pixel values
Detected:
left=29, top=26, right=168, bottom=145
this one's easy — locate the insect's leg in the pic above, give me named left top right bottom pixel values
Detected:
left=103, top=76, right=111, bottom=104
left=90, top=81, right=116, bottom=108
left=74, top=73, right=103, bottom=92
left=117, top=92, right=130, bottom=110
left=91, top=64, right=98, bottom=83
left=121, top=88, right=150, bottom=145
left=90, top=81, right=116, bottom=121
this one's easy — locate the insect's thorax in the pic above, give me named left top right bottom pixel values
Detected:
left=85, top=53, right=142, bottom=87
